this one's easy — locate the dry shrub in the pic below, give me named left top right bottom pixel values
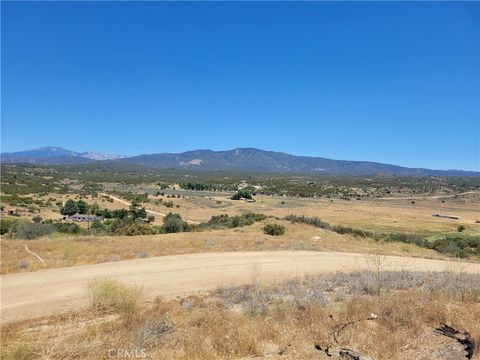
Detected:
left=1, top=343, right=41, bottom=360
left=3, top=271, right=480, bottom=360
left=87, top=278, right=144, bottom=319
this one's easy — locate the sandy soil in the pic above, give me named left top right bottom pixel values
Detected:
left=2, top=250, right=479, bottom=323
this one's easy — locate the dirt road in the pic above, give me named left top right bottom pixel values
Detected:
left=0, top=251, right=480, bottom=321
left=2, top=251, right=479, bottom=322
left=99, top=192, right=199, bottom=224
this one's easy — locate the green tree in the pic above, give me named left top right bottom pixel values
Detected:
left=90, top=220, right=107, bottom=234
left=162, top=213, right=186, bottom=233
left=231, top=189, right=253, bottom=200
left=60, top=199, right=78, bottom=216
left=129, top=203, right=147, bottom=219
left=77, top=200, right=89, bottom=215
left=112, top=209, right=129, bottom=219
left=32, top=216, right=43, bottom=224
left=0, top=218, right=14, bottom=235
left=137, top=207, right=147, bottom=219
left=90, top=202, right=100, bottom=214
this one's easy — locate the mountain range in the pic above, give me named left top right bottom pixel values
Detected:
left=1, top=147, right=126, bottom=164
left=1, top=146, right=478, bottom=177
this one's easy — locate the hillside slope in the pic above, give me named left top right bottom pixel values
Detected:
left=2, top=147, right=478, bottom=176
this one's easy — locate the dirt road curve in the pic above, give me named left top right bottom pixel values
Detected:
left=99, top=192, right=199, bottom=224
left=1, top=251, right=479, bottom=322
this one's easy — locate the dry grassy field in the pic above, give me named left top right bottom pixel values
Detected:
left=0, top=219, right=455, bottom=275
left=1, top=185, right=479, bottom=359
left=94, top=185, right=480, bottom=234
left=2, top=0, right=479, bottom=356
left=2, top=270, right=479, bottom=359
left=1, top=190, right=479, bottom=275
left=8, top=188, right=480, bottom=233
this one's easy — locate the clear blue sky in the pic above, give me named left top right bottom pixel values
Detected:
left=1, top=1, right=479, bottom=170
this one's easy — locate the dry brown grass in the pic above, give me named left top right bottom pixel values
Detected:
left=2, top=271, right=479, bottom=360
left=12, top=191, right=480, bottom=234
left=151, top=191, right=480, bottom=234
left=2, top=191, right=478, bottom=276
left=0, top=222, right=443, bottom=274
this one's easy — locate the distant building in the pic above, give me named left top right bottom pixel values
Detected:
left=68, top=214, right=102, bottom=222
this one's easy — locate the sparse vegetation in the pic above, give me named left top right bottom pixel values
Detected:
left=14, top=223, right=56, bottom=240
left=2, top=271, right=479, bottom=360
left=88, top=278, right=145, bottom=319
left=231, top=189, right=253, bottom=200
left=109, top=190, right=149, bottom=204
left=179, top=182, right=219, bottom=191
left=162, top=213, right=187, bottom=233
left=284, top=214, right=480, bottom=258
left=204, top=213, right=267, bottom=229
left=263, top=223, right=285, bottom=236
left=285, top=214, right=329, bottom=229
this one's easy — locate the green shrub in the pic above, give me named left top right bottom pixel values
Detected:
left=285, top=215, right=329, bottom=229
left=386, top=232, right=426, bottom=247
left=0, top=194, right=37, bottom=207
left=457, top=225, right=466, bottom=233
left=263, top=224, right=285, bottom=236
left=14, top=223, right=56, bottom=239
left=111, top=209, right=129, bottom=219
left=207, top=214, right=232, bottom=228
left=205, top=213, right=266, bottom=229
left=0, top=218, right=16, bottom=235
left=427, top=235, right=479, bottom=258
left=162, top=213, right=187, bottom=233
left=129, top=203, right=147, bottom=219
left=90, top=220, right=107, bottom=234
left=180, top=182, right=218, bottom=191
left=116, top=222, right=154, bottom=236
left=32, top=216, right=42, bottom=224
left=231, top=189, right=253, bottom=200
left=55, top=222, right=83, bottom=234
left=240, top=212, right=267, bottom=224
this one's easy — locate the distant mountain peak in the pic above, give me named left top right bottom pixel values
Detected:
left=1, top=147, right=126, bottom=163
left=1, top=147, right=478, bottom=176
